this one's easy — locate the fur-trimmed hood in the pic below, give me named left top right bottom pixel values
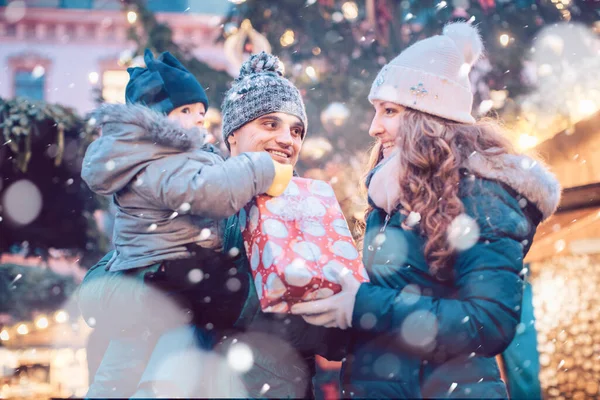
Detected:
left=368, top=151, right=561, bottom=222
left=466, top=151, right=561, bottom=221
left=82, top=103, right=209, bottom=195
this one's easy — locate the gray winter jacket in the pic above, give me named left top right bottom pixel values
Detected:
left=81, top=103, right=275, bottom=272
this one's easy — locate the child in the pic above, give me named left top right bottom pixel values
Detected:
left=83, top=49, right=291, bottom=273
left=79, top=49, right=292, bottom=397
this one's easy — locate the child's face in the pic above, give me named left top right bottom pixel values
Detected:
left=168, top=102, right=206, bottom=129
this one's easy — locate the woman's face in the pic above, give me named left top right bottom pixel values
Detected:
left=369, top=100, right=405, bottom=159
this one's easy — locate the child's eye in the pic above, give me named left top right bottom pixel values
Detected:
left=385, top=108, right=397, bottom=115
left=181, top=107, right=190, bottom=114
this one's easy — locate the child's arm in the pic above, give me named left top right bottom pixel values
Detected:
left=133, top=152, right=287, bottom=218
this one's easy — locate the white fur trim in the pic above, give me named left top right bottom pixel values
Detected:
left=466, top=152, right=561, bottom=221
left=368, top=152, right=562, bottom=221
left=90, top=103, right=206, bottom=150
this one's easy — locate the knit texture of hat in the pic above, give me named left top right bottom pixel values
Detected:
left=125, top=49, right=208, bottom=115
left=369, top=22, right=483, bottom=124
left=221, top=52, right=307, bottom=148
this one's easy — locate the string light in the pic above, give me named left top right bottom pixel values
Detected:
left=35, top=316, right=49, bottom=329
left=341, top=1, right=359, bottom=21
left=54, top=310, right=69, bottom=323
left=0, top=330, right=8, bottom=341
left=16, top=324, right=29, bottom=335
left=538, top=64, right=553, bottom=77
left=126, top=11, right=137, bottom=24
left=280, top=29, right=295, bottom=47
left=518, top=134, right=539, bottom=150
left=312, top=47, right=321, bottom=56
left=578, top=100, right=597, bottom=118
left=499, top=34, right=510, bottom=47
left=305, top=66, right=317, bottom=80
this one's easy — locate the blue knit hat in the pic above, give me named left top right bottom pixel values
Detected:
left=125, top=49, right=208, bottom=115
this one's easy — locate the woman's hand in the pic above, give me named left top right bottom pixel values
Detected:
left=290, top=266, right=362, bottom=330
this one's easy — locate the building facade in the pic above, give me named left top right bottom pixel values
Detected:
left=0, top=0, right=231, bottom=114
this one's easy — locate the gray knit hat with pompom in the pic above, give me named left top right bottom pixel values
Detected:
left=221, top=52, right=307, bottom=148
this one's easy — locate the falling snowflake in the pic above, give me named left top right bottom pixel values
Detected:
left=226, top=277, right=242, bottom=292
left=188, top=269, right=204, bottom=284
left=259, top=383, right=270, bottom=396
left=359, top=313, right=377, bottom=330
left=31, top=65, right=45, bottom=79
left=400, top=310, right=438, bottom=349
left=10, top=274, right=22, bottom=285
left=447, top=214, right=480, bottom=251
left=227, top=342, right=254, bottom=373
left=405, top=211, right=421, bottom=228
left=448, top=382, right=458, bottom=395
left=554, top=239, right=566, bottom=253
left=3, top=180, right=43, bottom=225
left=198, top=228, right=212, bottom=241
left=228, top=247, right=240, bottom=258
left=4, top=0, right=26, bottom=24
left=399, top=284, right=421, bottom=305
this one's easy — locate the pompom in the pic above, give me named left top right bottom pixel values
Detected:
left=442, top=22, right=483, bottom=65
left=238, top=51, right=284, bottom=78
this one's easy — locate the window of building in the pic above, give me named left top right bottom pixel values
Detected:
left=146, top=0, right=189, bottom=13
left=14, top=70, right=45, bottom=101
left=101, top=70, right=129, bottom=104
left=59, top=0, right=93, bottom=8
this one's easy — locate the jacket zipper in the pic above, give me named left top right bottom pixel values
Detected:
left=365, top=212, right=391, bottom=270
left=380, top=213, right=391, bottom=233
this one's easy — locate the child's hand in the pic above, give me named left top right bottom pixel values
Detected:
left=266, top=160, right=293, bottom=197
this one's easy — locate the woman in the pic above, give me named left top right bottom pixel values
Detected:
left=292, top=22, right=561, bottom=398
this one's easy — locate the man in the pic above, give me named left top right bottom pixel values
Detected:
left=142, top=51, right=346, bottom=399
left=81, top=52, right=343, bottom=398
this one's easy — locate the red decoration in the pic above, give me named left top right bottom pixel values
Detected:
left=241, top=178, right=369, bottom=313
left=478, top=0, right=496, bottom=12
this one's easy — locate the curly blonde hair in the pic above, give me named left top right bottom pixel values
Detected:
left=365, top=109, right=517, bottom=274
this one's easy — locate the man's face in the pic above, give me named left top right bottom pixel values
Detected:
left=228, top=112, right=305, bottom=166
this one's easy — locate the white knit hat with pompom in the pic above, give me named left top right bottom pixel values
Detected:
left=368, top=22, right=483, bottom=124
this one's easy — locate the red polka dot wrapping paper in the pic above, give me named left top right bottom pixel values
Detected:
left=240, top=177, right=370, bottom=313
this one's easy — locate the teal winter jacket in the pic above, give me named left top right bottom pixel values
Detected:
left=341, top=153, right=560, bottom=398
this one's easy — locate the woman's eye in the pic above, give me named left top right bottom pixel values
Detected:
left=385, top=108, right=396, bottom=115
left=264, top=121, right=277, bottom=128
left=181, top=107, right=190, bottom=114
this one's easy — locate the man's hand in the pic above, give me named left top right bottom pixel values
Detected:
left=290, top=266, right=361, bottom=330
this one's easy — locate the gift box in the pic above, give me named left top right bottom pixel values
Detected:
left=240, top=177, right=369, bottom=313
